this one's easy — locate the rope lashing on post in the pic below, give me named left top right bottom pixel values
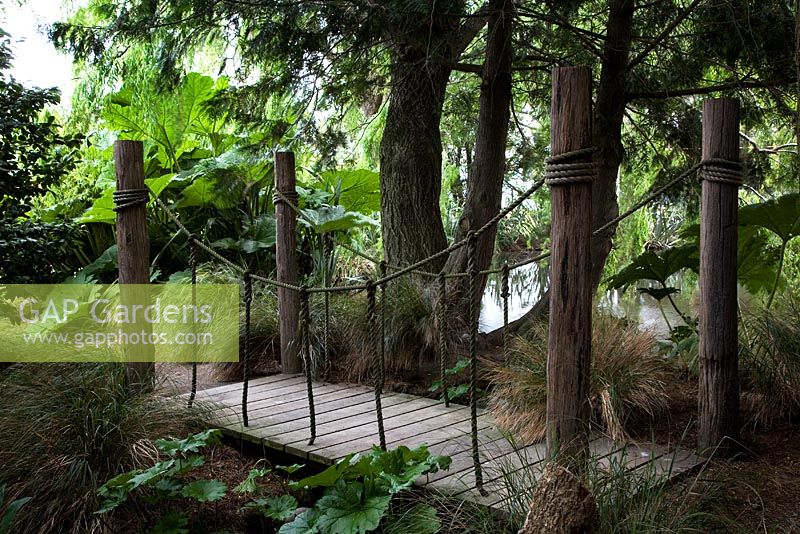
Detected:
left=543, top=147, right=596, bottom=186
left=366, top=282, right=387, bottom=450
left=299, top=285, right=317, bottom=445
left=188, top=236, right=198, bottom=408
left=500, top=263, right=510, bottom=363
left=467, top=232, right=486, bottom=495
left=437, top=272, right=450, bottom=408
left=112, top=188, right=149, bottom=211
left=242, top=271, right=253, bottom=427
left=698, top=158, right=743, bottom=186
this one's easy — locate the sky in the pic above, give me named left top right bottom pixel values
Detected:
left=2, top=0, right=76, bottom=105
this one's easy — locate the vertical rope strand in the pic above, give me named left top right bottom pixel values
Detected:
left=188, top=236, right=198, bottom=408
left=467, top=232, right=485, bottom=494
left=379, top=261, right=387, bottom=399
left=501, top=263, right=510, bottom=363
left=367, top=282, right=386, bottom=450
left=437, top=272, right=450, bottom=407
left=300, top=286, right=316, bottom=445
left=323, top=234, right=330, bottom=372
left=242, top=271, right=252, bottom=427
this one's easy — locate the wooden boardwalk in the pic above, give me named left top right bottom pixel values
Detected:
left=195, top=374, right=703, bottom=513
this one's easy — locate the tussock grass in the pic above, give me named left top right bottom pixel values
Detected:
left=740, top=295, right=800, bottom=428
left=0, top=363, right=204, bottom=533
left=489, top=314, right=669, bottom=443
left=429, top=441, right=738, bottom=534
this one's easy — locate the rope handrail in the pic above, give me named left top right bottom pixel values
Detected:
left=147, top=154, right=722, bottom=294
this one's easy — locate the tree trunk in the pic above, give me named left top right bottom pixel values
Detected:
left=379, top=6, right=489, bottom=270
left=380, top=53, right=451, bottom=271
left=444, top=0, right=515, bottom=297
left=486, top=0, right=634, bottom=342
left=590, top=0, right=634, bottom=288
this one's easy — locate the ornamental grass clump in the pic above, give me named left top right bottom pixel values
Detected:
left=489, top=314, right=669, bottom=442
left=739, top=294, right=800, bottom=428
left=0, top=363, right=204, bottom=534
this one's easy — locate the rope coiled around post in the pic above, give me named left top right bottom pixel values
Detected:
left=242, top=271, right=252, bottom=427
left=544, top=147, right=596, bottom=186
left=698, top=158, right=743, bottom=186
left=299, top=286, right=317, bottom=445
left=113, top=188, right=149, bottom=211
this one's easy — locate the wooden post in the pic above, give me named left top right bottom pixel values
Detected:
left=546, top=67, right=593, bottom=460
left=275, top=151, right=302, bottom=374
left=114, top=140, right=154, bottom=386
left=698, top=99, right=740, bottom=455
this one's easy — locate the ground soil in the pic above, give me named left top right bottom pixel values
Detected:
left=629, top=371, right=800, bottom=533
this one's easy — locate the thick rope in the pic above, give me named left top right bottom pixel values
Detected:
left=188, top=236, right=198, bottom=408
left=501, top=263, right=510, bottom=363
left=113, top=188, right=149, bottom=211
left=323, top=234, right=331, bottom=370
left=367, top=282, right=386, bottom=450
left=698, top=158, right=743, bottom=186
left=242, top=271, right=252, bottom=427
left=300, top=286, right=317, bottom=445
left=543, top=148, right=596, bottom=186
left=437, top=272, right=450, bottom=407
left=379, top=261, right=387, bottom=403
left=467, top=232, right=486, bottom=495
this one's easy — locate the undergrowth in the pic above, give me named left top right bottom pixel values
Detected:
left=0, top=363, right=204, bottom=533
left=489, top=314, right=669, bottom=442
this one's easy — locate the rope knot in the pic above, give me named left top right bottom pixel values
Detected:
left=544, top=147, right=596, bottom=186
left=113, top=188, right=149, bottom=211
left=698, top=158, right=743, bottom=186
left=273, top=190, right=300, bottom=206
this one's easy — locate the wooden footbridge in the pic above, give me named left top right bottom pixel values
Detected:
left=192, top=373, right=702, bottom=514
left=111, top=67, right=740, bottom=513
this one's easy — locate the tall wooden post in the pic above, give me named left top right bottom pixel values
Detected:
left=546, top=67, right=593, bottom=460
left=698, top=99, right=740, bottom=455
left=114, top=140, right=154, bottom=386
left=275, top=151, right=302, bottom=374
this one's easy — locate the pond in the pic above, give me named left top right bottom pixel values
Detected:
left=479, top=261, right=693, bottom=339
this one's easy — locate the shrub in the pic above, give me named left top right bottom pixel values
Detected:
left=739, top=294, right=800, bottom=428
left=488, top=314, right=669, bottom=443
left=0, top=363, right=204, bottom=533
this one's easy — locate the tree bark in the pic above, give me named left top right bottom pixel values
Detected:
left=546, top=66, right=593, bottom=461
left=380, top=55, right=451, bottom=271
left=698, top=98, right=740, bottom=456
left=275, top=152, right=301, bottom=374
left=444, top=0, right=515, bottom=297
left=379, top=5, right=489, bottom=270
left=589, top=0, right=634, bottom=288
left=114, top=140, right=154, bottom=387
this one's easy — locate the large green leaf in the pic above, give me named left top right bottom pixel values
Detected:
left=181, top=479, right=227, bottom=502
left=736, top=226, right=780, bottom=295
left=314, top=481, right=391, bottom=534
left=607, top=244, right=699, bottom=289
left=739, top=193, right=800, bottom=243
left=318, top=169, right=380, bottom=214
left=300, top=206, right=377, bottom=234
left=279, top=507, right=322, bottom=534
left=76, top=187, right=115, bottom=224
left=244, top=495, right=298, bottom=521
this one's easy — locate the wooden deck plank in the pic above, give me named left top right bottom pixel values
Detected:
left=195, top=373, right=303, bottom=398
left=216, top=383, right=365, bottom=424
left=202, top=375, right=705, bottom=516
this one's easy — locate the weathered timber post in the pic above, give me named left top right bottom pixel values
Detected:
left=546, top=67, right=594, bottom=461
left=698, top=99, right=741, bottom=456
left=274, top=151, right=302, bottom=374
left=114, top=140, right=154, bottom=386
